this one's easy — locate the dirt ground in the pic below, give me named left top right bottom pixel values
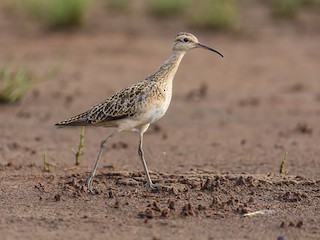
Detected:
left=0, top=2, right=320, bottom=240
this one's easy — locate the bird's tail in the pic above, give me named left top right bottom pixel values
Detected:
left=55, top=111, right=90, bottom=127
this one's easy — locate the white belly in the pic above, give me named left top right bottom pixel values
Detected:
left=113, top=80, right=173, bottom=132
left=116, top=92, right=171, bottom=131
left=148, top=81, right=173, bottom=123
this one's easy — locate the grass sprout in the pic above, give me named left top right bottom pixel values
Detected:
left=272, top=0, right=318, bottom=19
left=188, top=0, right=238, bottom=31
left=25, top=0, right=91, bottom=29
left=272, top=0, right=302, bottom=18
left=43, top=153, right=52, bottom=172
left=105, top=0, right=131, bottom=13
left=0, top=65, right=34, bottom=103
left=280, top=152, right=288, bottom=175
left=148, top=0, right=187, bottom=17
left=0, top=60, right=62, bottom=104
left=73, top=127, right=85, bottom=166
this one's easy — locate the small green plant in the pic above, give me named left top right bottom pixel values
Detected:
left=188, top=0, right=238, bottom=31
left=25, top=0, right=90, bottom=29
left=302, top=0, right=317, bottom=6
left=279, top=152, right=288, bottom=175
left=0, top=65, right=34, bottom=103
left=105, top=0, right=131, bottom=13
left=272, top=0, right=302, bottom=18
left=43, top=153, right=52, bottom=172
left=272, top=0, right=318, bottom=18
left=73, top=127, right=85, bottom=166
left=148, top=0, right=187, bottom=17
left=0, top=60, right=62, bottom=103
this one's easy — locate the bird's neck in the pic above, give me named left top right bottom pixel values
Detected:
left=149, top=51, right=186, bottom=82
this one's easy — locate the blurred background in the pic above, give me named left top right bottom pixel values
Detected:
left=0, top=0, right=319, bottom=177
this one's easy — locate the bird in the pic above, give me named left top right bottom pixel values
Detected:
left=55, top=32, right=223, bottom=190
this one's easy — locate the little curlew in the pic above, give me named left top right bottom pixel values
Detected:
left=55, top=32, right=223, bottom=190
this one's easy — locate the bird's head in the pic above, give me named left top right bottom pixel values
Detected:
left=173, top=32, right=223, bottom=57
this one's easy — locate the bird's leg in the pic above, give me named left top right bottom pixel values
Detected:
left=137, top=124, right=157, bottom=189
left=86, top=131, right=118, bottom=190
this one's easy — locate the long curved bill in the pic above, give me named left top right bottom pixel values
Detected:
left=197, top=43, right=224, bottom=58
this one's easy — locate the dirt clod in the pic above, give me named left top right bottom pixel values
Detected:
left=180, top=203, right=195, bottom=217
left=197, top=204, right=207, bottom=211
left=138, top=208, right=154, bottom=219
left=296, top=220, right=303, bottom=228
left=211, top=196, right=222, bottom=208
left=185, top=83, right=207, bottom=101
left=111, top=141, right=128, bottom=149
left=288, top=221, right=295, bottom=227
left=152, top=201, right=161, bottom=212
left=161, top=209, right=170, bottom=218
left=294, top=123, right=312, bottom=134
left=54, top=194, right=61, bottom=202
left=168, top=200, right=175, bottom=210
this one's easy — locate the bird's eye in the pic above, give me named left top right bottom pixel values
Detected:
left=183, top=38, right=189, bottom=42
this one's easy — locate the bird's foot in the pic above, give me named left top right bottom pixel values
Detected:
left=145, top=181, right=158, bottom=191
left=85, top=175, right=93, bottom=192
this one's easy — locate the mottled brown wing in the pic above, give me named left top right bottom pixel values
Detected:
left=55, top=81, right=152, bottom=127
left=84, top=81, right=151, bottom=125
left=55, top=110, right=91, bottom=127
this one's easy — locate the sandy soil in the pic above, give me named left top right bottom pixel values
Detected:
left=0, top=2, right=320, bottom=240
